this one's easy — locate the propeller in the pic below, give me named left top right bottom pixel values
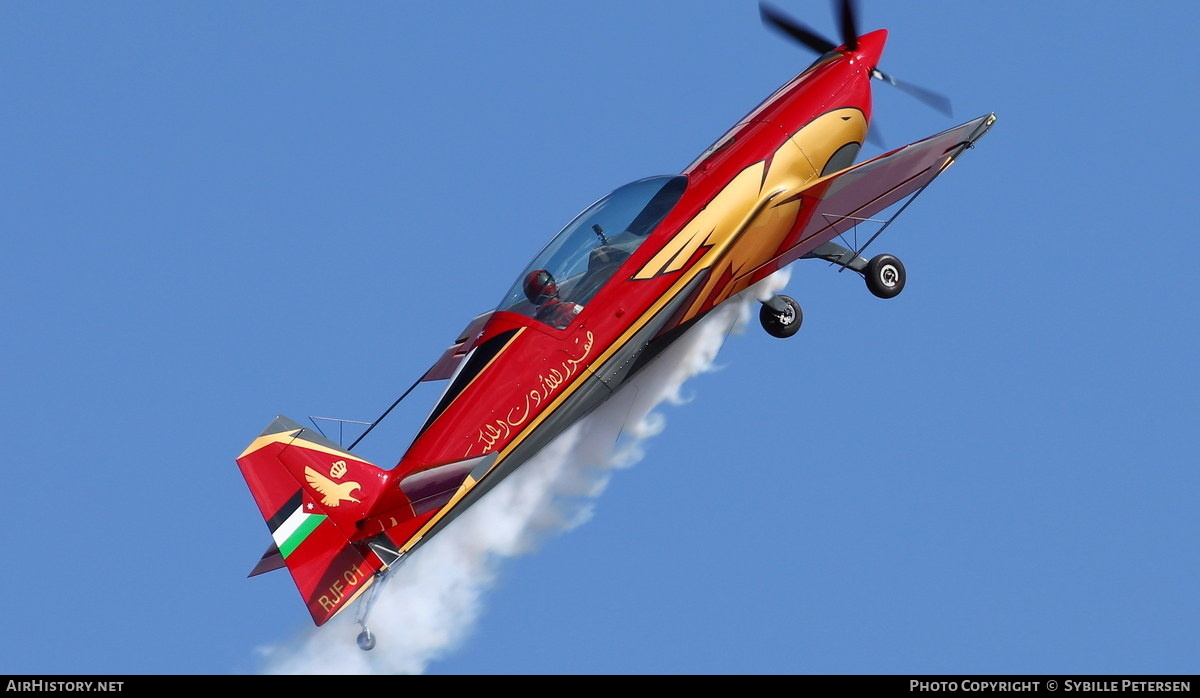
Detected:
left=759, top=0, right=953, bottom=117
left=871, top=68, right=953, bottom=117
left=759, top=2, right=838, bottom=54
left=836, top=0, right=858, bottom=51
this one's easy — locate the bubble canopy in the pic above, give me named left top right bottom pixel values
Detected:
left=498, top=175, right=688, bottom=324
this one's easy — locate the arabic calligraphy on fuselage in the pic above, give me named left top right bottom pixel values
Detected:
left=474, top=330, right=595, bottom=454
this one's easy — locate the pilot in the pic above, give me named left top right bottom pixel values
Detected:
left=523, top=269, right=583, bottom=329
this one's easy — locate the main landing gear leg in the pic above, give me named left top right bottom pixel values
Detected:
left=802, top=242, right=907, bottom=299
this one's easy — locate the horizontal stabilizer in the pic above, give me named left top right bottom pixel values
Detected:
left=400, top=452, right=494, bottom=515
left=248, top=542, right=286, bottom=577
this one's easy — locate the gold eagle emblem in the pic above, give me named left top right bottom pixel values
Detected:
left=304, top=466, right=362, bottom=507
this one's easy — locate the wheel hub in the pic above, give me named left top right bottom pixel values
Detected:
left=880, top=265, right=898, bottom=286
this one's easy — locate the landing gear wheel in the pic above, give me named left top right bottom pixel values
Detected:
left=357, top=628, right=376, bottom=651
left=865, top=254, right=906, bottom=299
left=759, top=295, right=802, bottom=338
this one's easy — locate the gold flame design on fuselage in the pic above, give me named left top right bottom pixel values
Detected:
left=636, top=108, right=867, bottom=321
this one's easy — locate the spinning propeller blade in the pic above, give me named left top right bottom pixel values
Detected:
left=759, top=0, right=953, bottom=118
left=759, top=2, right=837, bottom=54
left=873, top=69, right=953, bottom=117
left=837, top=0, right=859, bottom=51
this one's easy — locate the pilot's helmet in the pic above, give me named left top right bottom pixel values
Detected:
left=523, top=269, right=559, bottom=306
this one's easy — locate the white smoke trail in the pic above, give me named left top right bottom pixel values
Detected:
left=257, top=270, right=791, bottom=675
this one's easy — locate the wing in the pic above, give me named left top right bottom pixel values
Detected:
left=772, top=113, right=996, bottom=269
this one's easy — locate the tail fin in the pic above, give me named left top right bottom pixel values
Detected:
left=236, top=416, right=390, bottom=625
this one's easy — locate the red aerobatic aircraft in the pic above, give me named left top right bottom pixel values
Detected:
left=237, top=1, right=995, bottom=650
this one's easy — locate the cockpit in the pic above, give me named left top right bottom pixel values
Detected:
left=497, top=175, right=688, bottom=328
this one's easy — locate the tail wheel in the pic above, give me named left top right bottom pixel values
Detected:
left=865, top=254, right=906, bottom=299
left=759, top=295, right=802, bottom=338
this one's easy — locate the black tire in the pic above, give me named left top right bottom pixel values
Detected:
left=759, top=295, right=802, bottom=338
left=357, top=629, right=377, bottom=651
left=865, top=254, right=906, bottom=299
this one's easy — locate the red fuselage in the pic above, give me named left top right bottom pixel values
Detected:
left=372, top=31, right=888, bottom=553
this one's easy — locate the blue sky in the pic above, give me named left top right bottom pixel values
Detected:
left=2, top=1, right=1197, bottom=675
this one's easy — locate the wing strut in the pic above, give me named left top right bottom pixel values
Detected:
left=308, top=415, right=373, bottom=446
left=834, top=167, right=940, bottom=273
left=804, top=115, right=996, bottom=274
left=347, top=376, right=423, bottom=450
